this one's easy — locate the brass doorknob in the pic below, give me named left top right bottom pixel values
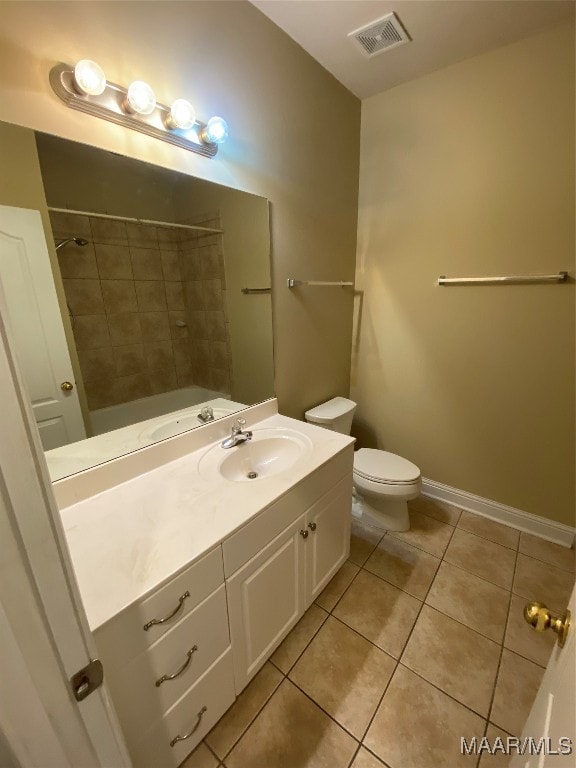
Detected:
left=60, top=381, right=74, bottom=392
left=523, top=601, right=571, bottom=648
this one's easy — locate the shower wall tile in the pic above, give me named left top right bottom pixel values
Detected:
left=165, top=281, right=185, bottom=311
left=113, top=344, right=146, bottom=377
left=126, top=223, right=158, bottom=249
left=169, top=311, right=189, bottom=339
left=157, top=227, right=181, bottom=250
left=135, top=281, right=167, bottom=312
left=51, top=211, right=230, bottom=409
left=72, top=315, right=111, bottom=350
left=57, top=243, right=98, bottom=279
left=63, top=279, right=105, bottom=315
left=131, top=248, right=163, bottom=280
left=206, top=310, right=226, bottom=342
left=101, top=280, right=138, bottom=314
left=140, top=311, right=171, bottom=342
left=95, top=244, right=133, bottom=280
left=50, top=212, right=92, bottom=239
left=108, top=313, right=142, bottom=346
left=161, top=251, right=181, bottom=281
left=144, top=341, right=174, bottom=371
left=90, top=217, right=128, bottom=246
left=149, top=367, right=178, bottom=394
left=77, top=348, right=116, bottom=382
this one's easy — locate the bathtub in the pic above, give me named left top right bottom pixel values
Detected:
left=90, top=386, right=229, bottom=435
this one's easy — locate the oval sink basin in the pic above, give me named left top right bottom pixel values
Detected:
left=199, top=428, right=313, bottom=482
left=141, top=409, right=234, bottom=443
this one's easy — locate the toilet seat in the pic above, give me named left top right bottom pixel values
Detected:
left=353, top=448, right=420, bottom=486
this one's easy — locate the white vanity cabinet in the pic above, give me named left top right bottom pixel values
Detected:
left=224, top=451, right=353, bottom=693
left=94, top=548, right=236, bottom=768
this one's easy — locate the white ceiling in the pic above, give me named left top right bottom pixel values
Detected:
left=250, top=0, right=575, bottom=99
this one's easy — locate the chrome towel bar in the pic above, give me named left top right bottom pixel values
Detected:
left=438, top=272, right=568, bottom=286
left=241, top=287, right=271, bottom=294
left=287, top=278, right=354, bottom=288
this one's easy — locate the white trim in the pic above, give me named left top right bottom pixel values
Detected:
left=422, top=477, right=575, bottom=548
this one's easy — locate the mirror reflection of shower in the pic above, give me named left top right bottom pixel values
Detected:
left=54, top=237, right=89, bottom=325
left=55, top=236, right=89, bottom=250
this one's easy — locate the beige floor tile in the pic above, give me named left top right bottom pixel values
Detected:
left=388, top=510, right=454, bottom=558
left=426, top=561, right=510, bottom=643
left=478, top=724, right=515, bottom=768
left=289, top=616, right=396, bottom=739
left=409, top=496, right=462, bottom=526
left=225, top=679, right=358, bottom=768
left=457, top=511, right=519, bottom=550
left=519, top=533, right=575, bottom=573
left=504, top=594, right=555, bottom=668
left=179, top=742, right=219, bottom=768
left=401, top=605, right=500, bottom=717
left=349, top=520, right=385, bottom=566
left=364, top=665, right=483, bottom=768
left=334, top=569, right=421, bottom=658
left=271, top=604, right=328, bottom=673
left=444, top=529, right=516, bottom=590
left=205, top=662, right=283, bottom=759
left=350, top=747, right=387, bottom=768
left=315, top=560, right=360, bottom=611
left=513, top=554, right=575, bottom=613
left=364, top=535, right=441, bottom=600
left=490, top=650, right=545, bottom=737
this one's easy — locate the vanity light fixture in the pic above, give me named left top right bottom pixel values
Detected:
left=49, top=60, right=228, bottom=158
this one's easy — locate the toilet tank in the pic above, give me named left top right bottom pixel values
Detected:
left=304, top=397, right=357, bottom=435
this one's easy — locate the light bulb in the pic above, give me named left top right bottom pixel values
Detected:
left=125, top=81, right=156, bottom=115
left=166, top=99, right=196, bottom=130
left=201, top=116, right=229, bottom=145
left=73, top=60, right=106, bottom=96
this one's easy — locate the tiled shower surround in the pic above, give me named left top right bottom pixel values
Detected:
left=50, top=210, right=232, bottom=412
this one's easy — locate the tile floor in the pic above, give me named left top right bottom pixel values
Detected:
left=183, top=498, right=575, bottom=768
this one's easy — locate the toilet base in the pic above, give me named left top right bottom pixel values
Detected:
left=352, top=493, right=410, bottom=532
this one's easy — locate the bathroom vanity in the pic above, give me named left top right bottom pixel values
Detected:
left=54, top=399, right=354, bottom=767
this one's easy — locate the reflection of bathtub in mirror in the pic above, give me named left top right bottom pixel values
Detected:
left=45, top=390, right=246, bottom=481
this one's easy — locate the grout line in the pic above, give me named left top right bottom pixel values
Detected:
left=484, top=545, right=521, bottom=741
left=286, top=676, right=362, bottom=744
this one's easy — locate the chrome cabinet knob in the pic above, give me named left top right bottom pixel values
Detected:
left=300, top=529, right=309, bottom=539
left=308, top=522, right=317, bottom=532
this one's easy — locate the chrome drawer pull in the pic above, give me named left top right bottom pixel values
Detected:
left=143, top=591, right=190, bottom=631
left=155, top=645, right=198, bottom=687
left=170, top=706, right=207, bottom=747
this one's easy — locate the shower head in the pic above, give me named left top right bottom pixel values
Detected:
left=55, top=237, right=89, bottom=251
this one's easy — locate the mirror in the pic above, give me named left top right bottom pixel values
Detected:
left=1, top=126, right=273, bottom=480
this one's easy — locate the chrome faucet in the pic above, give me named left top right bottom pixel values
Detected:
left=197, top=406, right=215, bottom=423
left=221, top=418, right=253, bottom=449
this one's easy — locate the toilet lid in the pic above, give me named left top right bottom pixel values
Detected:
left=354, top=448, right=420, bottom=484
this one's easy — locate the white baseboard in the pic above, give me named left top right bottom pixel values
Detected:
left=421, top=478, right=575, bottom=549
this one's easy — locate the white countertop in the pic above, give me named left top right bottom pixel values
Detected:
left=59, top=411, right=354, bottom=631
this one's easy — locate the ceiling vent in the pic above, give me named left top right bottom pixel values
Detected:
left=349, top=12, right=411, bottom=58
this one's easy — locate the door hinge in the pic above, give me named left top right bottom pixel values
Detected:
left=70, top=659, right=104, bottom=702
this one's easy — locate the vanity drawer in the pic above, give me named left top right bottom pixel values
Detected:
left=95, top=546, right=224, bottom=670
left=222, top=445, right=353, bottom=576
left=128, top=647, right=235, bottom=768
left=106, top=584, right=230, bottom=745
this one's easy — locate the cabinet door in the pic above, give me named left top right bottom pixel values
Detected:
left=305, top=474, right=352, bottom=605
left=226, top=514, right=307, bottom=693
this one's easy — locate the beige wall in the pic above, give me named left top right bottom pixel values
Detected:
left=352, top=25, right=575, bottom=525
left=0, top=0, right=360, bottom=418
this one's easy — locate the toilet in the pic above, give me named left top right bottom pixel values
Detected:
left=304, top=397, right=421, bottom=532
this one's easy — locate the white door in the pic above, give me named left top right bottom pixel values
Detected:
left=305, top=475, right=353, bottom=605
left=0, top=284, right=130, bottom=766
left=510, top=583, right=576, bottom=767
left=0, top=204, right=85, bottom=449
left=226, top=514, right=307, bottom=693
